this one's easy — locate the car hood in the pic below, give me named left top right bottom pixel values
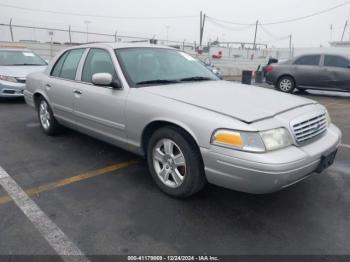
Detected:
left=0, top=66, right=47, bottom=78
left=141, top=81, right=316, bottom=123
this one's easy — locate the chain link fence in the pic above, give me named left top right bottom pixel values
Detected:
left=0, top=21, right=294, bottom=78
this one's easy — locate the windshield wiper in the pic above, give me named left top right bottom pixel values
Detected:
left=135, top=79, right=180, bottom=86
left=179, top=76, right=213, bottom=82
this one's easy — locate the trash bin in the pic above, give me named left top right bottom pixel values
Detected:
left=255, top=71, right=263, bottom=84
left=242, top=70, right=252, bottom=85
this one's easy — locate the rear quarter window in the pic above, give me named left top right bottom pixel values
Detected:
left=51, top=51, right=69, bottom=77
left=51, top=49, right=84, bottom=80
left=294, top=55, right=321, bottom=66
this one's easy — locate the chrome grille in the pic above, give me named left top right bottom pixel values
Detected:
left=291, top=112, right=327, bottom=144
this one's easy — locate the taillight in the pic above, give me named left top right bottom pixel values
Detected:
left=267, top=65, right=273, bottom=72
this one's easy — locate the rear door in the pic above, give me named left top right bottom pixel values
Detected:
left=292, top=55, right=325, bottom=87
left=323, top=55, right=350, bottom=91
left=73, top=48, right=128, bottom=145
left=47, top=48, right=85, bottom=122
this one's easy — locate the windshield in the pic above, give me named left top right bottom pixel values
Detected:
left=0, top=50, right=47, bottom=66
left=115, top=48, right=219, bottom=87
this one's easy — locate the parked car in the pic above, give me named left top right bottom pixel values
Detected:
left=24, top=43, right=342, bottom=198
left=0, top=48, right=47, bottom=98
left=266, top=53, right=350, bottom=93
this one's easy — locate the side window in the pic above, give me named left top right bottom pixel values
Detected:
left=82, top=49, right=117, bottom=83
left=51, top=51, right=69, bottom=77
left=59, top=49, right=84, bottom=80
left=294, top=55, right=321, bottom=66
left=324, top=55, right=349, bottom=68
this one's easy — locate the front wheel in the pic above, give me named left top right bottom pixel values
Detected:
left=37, top=97, right=61, bottom=136
left=147, top=127, right=206, bottom=198
left=276, top=76, right=295, bottom=93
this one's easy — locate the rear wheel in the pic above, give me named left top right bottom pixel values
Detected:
left=37, top=97, right=61, bottom=136
left=147, top=126, right=206, bottom=198
left=276, top=76, right=295, bottom=93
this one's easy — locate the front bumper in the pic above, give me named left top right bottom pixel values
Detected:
left=0, top=80, right=25, bottom=97
left=201, top=124, right=342, bottom=194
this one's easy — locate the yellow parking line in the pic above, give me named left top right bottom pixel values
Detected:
left=0, top=160, right=139, bottom=206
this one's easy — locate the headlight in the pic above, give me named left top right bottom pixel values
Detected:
left=260, top=128, right=292, bottom=151
left=211, top=127, right=292, bottom=153
left=325, top=109, right=332, bottom=126
left=211, top=129, right=266, bottom=152
left=0, top=75, right=18, bottom=83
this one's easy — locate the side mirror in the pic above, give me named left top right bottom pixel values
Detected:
left=92, top=73, right=112, bottom=86
left=92, top=73, right=122, bottom=88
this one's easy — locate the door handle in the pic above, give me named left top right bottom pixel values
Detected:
left=73, top=89, right=83, bottom=95
left=45, top=84, right=51, bottom=90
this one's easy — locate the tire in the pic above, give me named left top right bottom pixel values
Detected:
left=296, top=88, right=309, bottom=94
left=37, top=96, right=61, bottom=136
left=276, top=76, right=295, bottom=93
left=146, top=126, right=207, bottom=198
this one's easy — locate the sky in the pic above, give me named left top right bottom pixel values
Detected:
left=0, top=0, right=350, bottom=47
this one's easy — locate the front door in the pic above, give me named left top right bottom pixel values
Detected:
left=323, top=55, right=350, bottom=91
left=73, top=48, right=128, bottom=145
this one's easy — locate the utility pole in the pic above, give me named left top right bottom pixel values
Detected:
left=253, top=20, right=258, bottom=50
left=199, top=11, right=206, bottom=47
left=341, top=20, right=348, bottom=41
left=200, top=11, right=202, bottom=46
left=202, top=14, right=206, bottom=46
left=9, top=18, right=14, bottom=42
left=330, top=24, right=333, bottom=42
left=84, top=20, right=91, bottom=43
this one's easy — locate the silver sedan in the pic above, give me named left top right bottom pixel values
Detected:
left=24, top=43, right=342, bottom=198
left=0, top=48, right=47, bottom=97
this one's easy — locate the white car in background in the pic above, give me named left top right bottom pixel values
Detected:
left=0, top=48, right=47, bottom=98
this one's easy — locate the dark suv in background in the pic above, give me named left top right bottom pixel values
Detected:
left=266, top=54, right=350, bottom=93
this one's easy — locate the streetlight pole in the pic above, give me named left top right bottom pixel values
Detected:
left=48, top=31, right=54, bottom=58
left=84, top=20, right=91, bottom=43
left=165, top=25, right=170, bottom=45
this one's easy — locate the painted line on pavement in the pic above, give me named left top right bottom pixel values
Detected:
left=0, top=165, right=90, bottom=262
left=0, top=160, right=139, bottom=206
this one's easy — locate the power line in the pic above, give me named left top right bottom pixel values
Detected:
left=208, top=1, right=350, bottom=26
left=206, top=17, right=255, bottom=31
left=206, top=16, right=254, bottom=26
left=263, top=1, right=350, bottom=25
left=259, top=24, right=283, bottom=39
left=0, top=3, right=197, bottom=20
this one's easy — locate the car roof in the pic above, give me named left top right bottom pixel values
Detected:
left=66, top=42, right=175, bottom=50
left=295, top=53, right=349, bottom=57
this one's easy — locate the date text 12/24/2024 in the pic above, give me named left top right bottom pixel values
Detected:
left=127, top=256, right=220, bottom=261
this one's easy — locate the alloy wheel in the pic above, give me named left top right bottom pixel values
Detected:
left=280, top=79, right=293, bottom=92
left=39, top=100, right=51, bottom=130
left=152, top=138, right=187, bottom=188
